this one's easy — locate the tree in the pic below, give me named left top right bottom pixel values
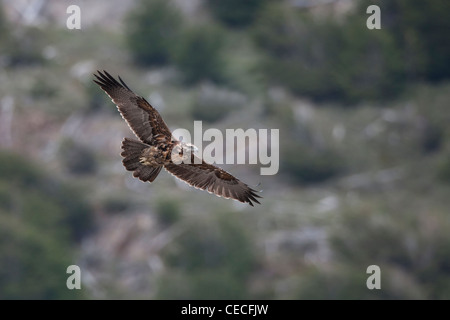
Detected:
left=171, top=25, right=226, bottom=84
left=371, top=0, right=450, bottom=82
left=206, top=0, right=268, bottom=28
left=252, top=3, right=404, bottom=104
left=126, top=0, right=182, bottom=66
left=0, top=152, right=93, bottom=299
left=157, top=214, right=257, bottom=299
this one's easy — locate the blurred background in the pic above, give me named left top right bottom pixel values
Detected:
left=1, top=0, right=450, bottom=299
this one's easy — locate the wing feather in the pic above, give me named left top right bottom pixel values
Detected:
left=164, top=159, right=261, bottom=206
left=93, top=70, right=172, bottom=144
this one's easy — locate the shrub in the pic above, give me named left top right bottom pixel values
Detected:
left=126, top=0, right=182, bottom=66
left=58, top=138, right=98, bottom=175
left=0, top=5, right=11, bottom=63
left=3, top=27, right=45, bottom=67
left=156, top=270, right=247, bottom=299
left=171, top=25, right=226, bottom=84
left=252, top=0, right=450, bottom=104
left=252, top=3, right=404, bottom=104
left=0, top=151, right=93, bottom=242
left=420, top=123, right=443, bottom=154
left=370, top=0, right=450, bottom=82
left=0, top=151, right=93, bottom=298
left=158, top=214, right=257, bottom=299
left=155, top=198, right=181, bottom=227
left=0, top=215, right=84, bottom=299
left=282, top=141, right=344, bottom=184
left=101, top=195, right=133, bottom=214
left=0, top=152, right=43, bottom=188
left=437, top=154, right=450, bottom=184
left=29, top=78, right=57, bottom=99
left=293, top=201, right=450, bottom=299
left=329, top=205, right=450, bottom=299
left=206, top=0, right=268, bottom=28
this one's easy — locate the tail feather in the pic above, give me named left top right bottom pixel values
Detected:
left=121, top=138, right=162, bottom=182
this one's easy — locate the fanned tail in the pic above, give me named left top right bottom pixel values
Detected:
left=121, top=138, right=162, bottom=182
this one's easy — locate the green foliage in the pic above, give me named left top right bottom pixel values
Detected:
left=0, top=152, right=93, bottom=299
left=29, top=78, right=57, bottom=99
left=126, top=0, right=227, bottom=84
left=157, top=270, right=247, bottom=300
left=293, top=201, right=450, bottom=299
left=206, top=0, right=268, bottom=28
left=155, top=198, right=181, bottom=227
left=252, top=5, right=404, bottom=104
left=85, top=80, right=116, bottom=114
left=0, top=214, right=84, bottom=299
left=331, top=17, right=404, bottom=103
left=158, top=214, right=257, bottom=299
left=281, top=135, right=344, bottom=184
left=371, top=0, right=450, bottom=82
left=171, top=25, right=226, bottom=84
left=252, top=0, right=450, bottom=103
left=2, top=27, right=45, bottom=67
left=283, top=148, right=343, bottom=184
left=101, top=195, right=133, bottom=214
left=331, top=205, right=450, bottom=299
left=296, top=266, right=380, bottom=300
left=55, top=184, right=94, bottom=242
left=0, top=152, right=43, bottom=188
left=420, top=123, right=443, bottom=154
left=58, top=138, right=98, bottom=175
left=126, top=0, right=182, bottom=66
left=0, top=152, right=92, bottom=243
left=0, top=5, right=11, bottom=57
left=410, top=83, right=450, bottom=155
left=437, top=154, right=450, bottom=183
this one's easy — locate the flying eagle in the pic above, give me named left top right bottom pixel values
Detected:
left=93, top=70, right=261, bottom=206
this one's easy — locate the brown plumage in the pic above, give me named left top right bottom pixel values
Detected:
left=93, top=70, right=261, bottom=206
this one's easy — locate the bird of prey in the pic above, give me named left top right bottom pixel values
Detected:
left=93, top=70, right=261, bottom=206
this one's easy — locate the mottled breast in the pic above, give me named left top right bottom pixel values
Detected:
left=139, top=146, right=169, bottom=166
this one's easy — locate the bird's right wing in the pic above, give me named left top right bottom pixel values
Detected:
left=164, top=156, right=261, bottom=206
left=93, top=70, right=173, bottom=144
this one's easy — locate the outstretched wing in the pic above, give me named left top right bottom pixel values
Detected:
left=93, top=70, right=172, bottom=144
left=164, top=157, right=262, bottom=206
